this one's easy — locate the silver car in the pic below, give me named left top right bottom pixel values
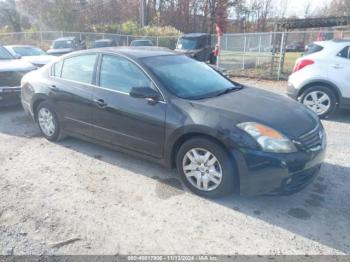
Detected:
left=5, top=45, right=57, bottom=68
left=288, top=39, right=350, bottom=118
left=0, top=45, right=36, bottom=106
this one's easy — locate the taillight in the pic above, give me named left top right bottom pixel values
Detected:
left=292, top=59, right=314, bottom=73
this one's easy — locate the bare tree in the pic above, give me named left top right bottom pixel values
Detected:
left=328, top=0, right=350, bottom=16
left=275, top=0, right=289, bottom=18
left=303, top=0, right=312, bottom=18
left=0, top=0, right=22, bottom=32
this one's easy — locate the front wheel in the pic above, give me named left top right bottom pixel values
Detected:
left=300, top=86, right=337, bottom=118
left=176, top=137, right=237, bottom=198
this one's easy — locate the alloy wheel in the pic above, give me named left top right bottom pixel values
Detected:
left=303, top=91, right=331, bottom=115
left=38, top=107, right=56, bottom=137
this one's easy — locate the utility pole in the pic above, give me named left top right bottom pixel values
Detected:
left=39, top=0, right=43, bottom=46
left=140, top=0, right=145, bottom=28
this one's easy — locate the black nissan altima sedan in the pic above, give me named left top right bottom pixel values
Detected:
left=21, top=47, right=327, bottom=198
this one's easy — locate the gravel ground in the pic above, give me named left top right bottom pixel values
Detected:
left=0, top=79, right=349, bottom=255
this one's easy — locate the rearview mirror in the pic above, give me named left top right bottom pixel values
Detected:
left=130, top=87, right=160, bottom=100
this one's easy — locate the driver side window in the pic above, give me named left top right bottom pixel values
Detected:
left=99, top=55, right=151, bottom=93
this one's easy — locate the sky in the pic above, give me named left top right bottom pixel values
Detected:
left=229, top=0, right=333, bottom=20
left=282, top=0, right=332, bottom=17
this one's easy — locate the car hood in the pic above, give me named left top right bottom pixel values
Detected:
left=47, top=48, right=74, bottom=55
left=22, top=55, right=57, bottom=65
left=0, top=59, right=36, bottom=72
left=191, top=86, right=319, bottom=139
left=175, top=48, right=201, bottom=55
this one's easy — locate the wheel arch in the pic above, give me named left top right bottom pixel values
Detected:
left=167, top=129, right=237, bottom=169
left=31, top=94, right=50, bottom=122
left=298, top=80, right=342, bottom=104
left=168, top=131, right=241, bottom=194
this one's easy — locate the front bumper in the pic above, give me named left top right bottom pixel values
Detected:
left=287, top=81, right=299, bottom=100
left=232, top=145, right=326, bottom=196
left=0, top=87, right=21, bottom=107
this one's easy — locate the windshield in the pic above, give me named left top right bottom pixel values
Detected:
left=13, top=46, right=46, bottom=56
left=142, top=55, right=238, bottom=99
left=53, top=40, right=74, bottom=49
left=0, top=46, right=14, bottom=60
left=177, top=38, right=198, bottom=50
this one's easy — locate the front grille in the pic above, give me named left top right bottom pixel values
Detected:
left=0, top=71, right=29, bottom=87
left=297, top=125, right=322, bottom=151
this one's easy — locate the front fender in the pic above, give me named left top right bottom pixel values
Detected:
left=163, top=125, right=228, bottom=167
left=163, top=124, right=258, bottom=167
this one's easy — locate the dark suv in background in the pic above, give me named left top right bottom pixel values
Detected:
left=175, top=33, right=213, bottom=63
left=0, top=45, right=36, bottom=107
left=286, top=42, right=305, bottom=52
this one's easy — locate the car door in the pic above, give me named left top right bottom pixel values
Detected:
left=329, top=45, right=350, bottom=99
left=50, top=54, right=98, bottom=137
left=91, top=54, right=166, bottom=158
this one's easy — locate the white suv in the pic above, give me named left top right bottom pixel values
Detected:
left=288, top=40, right=350, bottom=118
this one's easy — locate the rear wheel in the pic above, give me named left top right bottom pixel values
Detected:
left=300, top=86, right=337, bottom=118
left=176, top=137, right=236, bottom=198
left=36, top=102, right=64, bottom=141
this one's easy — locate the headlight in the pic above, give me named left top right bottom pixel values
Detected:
left=237, top=122, right=297, bottom=153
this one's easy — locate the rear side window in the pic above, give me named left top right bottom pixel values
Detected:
left=337, top=46, right=350, bottom=59
left=61, top=54, right=97, bottom=84
left=304, top=44, right=323, bottom=56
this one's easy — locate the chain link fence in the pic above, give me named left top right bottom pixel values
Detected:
left=218, top=30, right=350, bottom=80
left=1, top=30, right=350, bottom=80
left=217, top=32, right=274, bottom=75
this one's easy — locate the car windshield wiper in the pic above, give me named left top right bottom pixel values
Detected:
left=213, top=85, right=243, bottom=97
left=189, top=85, right=244, bottom=100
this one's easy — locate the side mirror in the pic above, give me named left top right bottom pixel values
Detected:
left=14, top=54, right=22, bottom=59
left=130, top=87, right=160, bottom=100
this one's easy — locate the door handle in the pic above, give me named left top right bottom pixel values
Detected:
left=331, top=64, right=344, bottom=69
left=94, top=98, right=107, bottom=108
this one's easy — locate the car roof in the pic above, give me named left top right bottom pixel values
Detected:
left=302, top=39, right=349, bottom=59
left=313, top=40, right=350, bottom=47
left=180, top=33, right=210, bottom=38
left=332, top=39, right=350, bottom=43
left=130, top=39, right=152, bottom=42
left=68, top=46, right=177, bottom=59
left=54, top=37, right=76, bottom=41
left=5, top=45, right=36, bottom=48
left=94, top=39, right=114, bottom=42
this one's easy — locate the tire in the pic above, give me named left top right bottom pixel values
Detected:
left=176, top=137, right=237, bottom=198
left=35, top=102, right=64, bottom=141
left=300, top=86, right=337, bottom=118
